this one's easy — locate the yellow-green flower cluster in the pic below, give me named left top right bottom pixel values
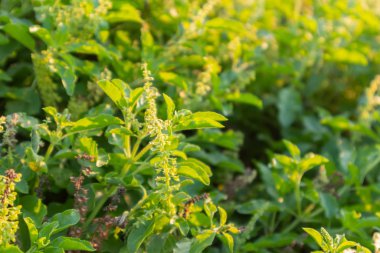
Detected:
left=0, top=169, right=22, bottom=246
left=1, top=114, right=19, bottom=149
left=374, top=232, right=380, bottom=253
left=142, top=63, right=161, bottom=136
left=141, top=64, right=174, bottom=150
left=34, top=0, right=112, bottom=42
left=32, top=53, right=61, bottom=107
left=155, top=152, right=179, bottom=186
left=0, top=116, right=6, bottom=133
left=141, top=64, right=172, bottom=153
left=141, top=64, right=179, bottom=215
left=360, top=75, right=380, bottom=124
left=195, top=57, right=220, bottom=96
left=186, top=0, right=219, bottom=37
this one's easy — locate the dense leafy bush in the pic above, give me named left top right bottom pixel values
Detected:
left=1, top=0, right=380, bottom=252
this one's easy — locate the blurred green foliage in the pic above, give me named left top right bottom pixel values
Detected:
left=1, top=0, right=380, bottom=252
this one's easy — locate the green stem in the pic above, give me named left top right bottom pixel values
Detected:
left=83, top=162, right=134, bottom=230
left=125, top=135, right=131, bottom=157
left=283, top=207, right=323, bottom=234
left=132, top=154, right=154, bottom=176
left=82, top=128, right=151, bottom=230
left=120, top=163, right=132, bottom=179
left=134, top=143, right=153, bottom=162
left=270, top=211, right=277, bottom=233
left=124, top=186, right=148, bottom=219
left=131, top=137, right=142, bottom=158
left=295, top=174, right=302, bottom=216
left=44, top=143, right=55, bottom=161
left=83, top=186, right=118, bottom=229
left=7, top=146, right=14, bottom=165
left=122, top=110, right=132, bottom=157
left=294, top=0, right=302, bottom=21
left=283, top=216, right=303, bottom=234
left=308, top=207, right=323, bottom=218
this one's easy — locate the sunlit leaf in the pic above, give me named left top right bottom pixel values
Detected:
left=4, top=23, right=35, bottom=50
left=69, top=114, right=123, bottom=133
left=189, top=230, right=216, bottom=253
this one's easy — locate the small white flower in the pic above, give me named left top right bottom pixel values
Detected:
left=373, top=232, right=380, bottom=251
left=343, top=249, right=356, bottom=253
left=29, top=25, right=40, bottom=33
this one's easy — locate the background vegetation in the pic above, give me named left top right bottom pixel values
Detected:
left=1, top=0, right=380, bottom=252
